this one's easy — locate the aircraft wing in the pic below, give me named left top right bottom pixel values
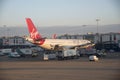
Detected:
left=75, top=43, right=95, bottom=49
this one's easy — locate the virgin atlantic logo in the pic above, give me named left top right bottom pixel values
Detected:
left=30, top=28, right=40, bottom=40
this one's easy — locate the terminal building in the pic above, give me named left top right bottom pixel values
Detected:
left=1, top=36, right=31, bottom=49
left=0, top=36, right=28, bottom=49
left=0, top=36, right=42, bottom=49
left=94, top=33, right=120, bottom=43
left=94, top=33, right=120, bottom=51
left=0, top=36, right=42, bottom=55
left=57, top=33, right=95, bottom=41
left=1, top=36, right=25, bottom=46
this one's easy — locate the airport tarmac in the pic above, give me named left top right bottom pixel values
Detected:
left=0, top=53, right=120, bottom=80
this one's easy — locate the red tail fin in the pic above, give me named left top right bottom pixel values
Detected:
left=26, top=18, right=42, bottom=40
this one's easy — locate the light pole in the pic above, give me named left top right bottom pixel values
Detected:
left=96, top=19, right=100, bottom=43
left=96, top=19, right=100, bottom=34
left=82, top=25, right=86, bottom=39
left=7, top=28, right=10, bottom=37
left=3, top=25, right=7, bottom=37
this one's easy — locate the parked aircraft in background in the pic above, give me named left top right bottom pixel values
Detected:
left=25, top=18, right=94, bottom=50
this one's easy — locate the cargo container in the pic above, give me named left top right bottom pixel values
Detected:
left=56, top=49, right=79, bottom=60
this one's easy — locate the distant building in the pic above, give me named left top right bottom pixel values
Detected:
left=94, top=33, right=120, bottom=44
left=94, top=33, right=120, bottom=51
left=57, top=34, right=95, bottom=41
left=0, top=36, right=29, bottom=49
left=0, top=36, right=43, bottom=51
left=0, top=36, right=25, bottom=46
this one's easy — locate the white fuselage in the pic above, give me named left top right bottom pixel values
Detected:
left=26, top=37, right=91, bottom=50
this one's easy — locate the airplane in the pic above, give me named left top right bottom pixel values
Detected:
left=25, top=18, right=94, bottom=50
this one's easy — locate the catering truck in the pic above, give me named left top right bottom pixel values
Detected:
left=56, top=49, right=80, bottom=60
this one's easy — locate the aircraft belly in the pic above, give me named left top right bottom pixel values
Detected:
left=40, top=44, right=52, bottom=50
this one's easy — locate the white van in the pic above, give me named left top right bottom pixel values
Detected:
left=0, top=51, right=4, bottom=56
left=89, top=55, right=99, bottom=61
left=1, top=49, right=12, bottom=55
left=8, top=52, right=20, bottom=58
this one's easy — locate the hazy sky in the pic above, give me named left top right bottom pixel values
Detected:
left=0, top=0, right=120, bottom=27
